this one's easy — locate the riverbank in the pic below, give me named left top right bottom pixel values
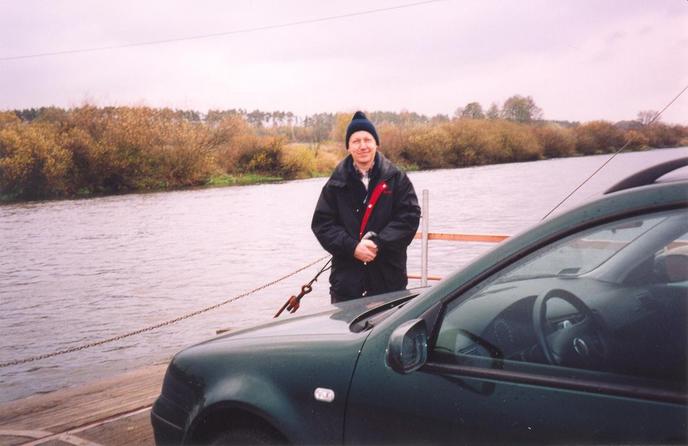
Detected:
left=2, top=105, right=686, bottom=203
left=0, top=145, right=677, bottom=205
left=0, top=172, right=297, bottom=204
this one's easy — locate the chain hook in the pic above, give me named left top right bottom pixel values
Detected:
left=274, top=258, right=331, bottom=318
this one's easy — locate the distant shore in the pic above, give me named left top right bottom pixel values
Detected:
left=1, top=105, right=686, bottom=203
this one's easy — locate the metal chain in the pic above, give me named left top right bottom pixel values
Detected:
left=0, top=255, right=330, bottom=368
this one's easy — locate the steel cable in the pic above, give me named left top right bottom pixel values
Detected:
left=541, top=83, right=688, bottom=221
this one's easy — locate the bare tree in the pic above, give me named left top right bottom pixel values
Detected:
left=501, top=95, right=543, bottom=123
left=486, top=103, right=500, bottom=120
left=460, top=102, right=485, bottom=119
left=637, top=110, right=659, bottom=126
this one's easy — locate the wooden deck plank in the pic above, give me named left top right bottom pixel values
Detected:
left=0, top=434, right=34, bottom=446
left=0, top=363, right=167, bottom=445
left=78, top=410, right=154, bottom=446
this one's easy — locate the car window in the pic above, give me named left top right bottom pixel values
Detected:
left=495, top=215, right=666, bottom=280
left=433, top=208, right=687, bottom=388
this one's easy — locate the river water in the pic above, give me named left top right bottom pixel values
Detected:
left=0, top=147, right=685, bottom=403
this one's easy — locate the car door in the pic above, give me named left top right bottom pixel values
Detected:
left=345, top=208, right=687, bottom=445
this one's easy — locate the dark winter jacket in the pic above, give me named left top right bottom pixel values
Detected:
left=311, top=153, right=420, bottom=301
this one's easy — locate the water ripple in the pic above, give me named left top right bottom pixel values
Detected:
left=0, top=148, right=684, bottom=402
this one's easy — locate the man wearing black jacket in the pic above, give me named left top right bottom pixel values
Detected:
left=311, top=111, right=421, bottom=302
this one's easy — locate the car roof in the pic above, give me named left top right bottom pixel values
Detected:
left=605, top=156, right=688, bottom=194
left=393, top=156, right=688, bottom=321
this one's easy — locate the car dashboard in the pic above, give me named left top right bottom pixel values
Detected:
left=434, top=275, right=687, bottom=383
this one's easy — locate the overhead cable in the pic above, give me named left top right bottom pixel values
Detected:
left=0, top=0, right=445, bottom=61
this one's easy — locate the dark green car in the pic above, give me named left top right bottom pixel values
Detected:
left=152, top=158, right=688, bottom=445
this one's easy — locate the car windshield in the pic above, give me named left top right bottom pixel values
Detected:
left=496, top=215, right=668, bottom=283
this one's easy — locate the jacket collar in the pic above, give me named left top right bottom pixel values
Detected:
left=330, top=152, right=396, bottom=186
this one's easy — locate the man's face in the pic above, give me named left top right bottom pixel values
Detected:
left=348, top=130, right=377, bottom=168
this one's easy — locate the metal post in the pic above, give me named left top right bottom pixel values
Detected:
left=421, top=189, right=429, bottom=287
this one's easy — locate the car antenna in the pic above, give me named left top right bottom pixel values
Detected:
left=540, top=83, right=688, bottom=221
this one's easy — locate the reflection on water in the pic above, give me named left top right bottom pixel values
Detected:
left=0, top=148, right=685, bottom=402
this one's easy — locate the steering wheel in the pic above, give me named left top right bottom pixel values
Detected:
left=532, top=289, right=609, bottom=368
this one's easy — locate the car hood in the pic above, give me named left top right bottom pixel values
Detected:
left=157, top=289, right=420, bottom=445
left=163, top=289, right=418, bottom=412
left=198, top=288, right=418, bottom=345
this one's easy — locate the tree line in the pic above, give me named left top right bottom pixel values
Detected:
left=1, top=95, right=686, bottom=202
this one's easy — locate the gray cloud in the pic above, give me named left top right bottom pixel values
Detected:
left=1, top=0, right=686, bottom=123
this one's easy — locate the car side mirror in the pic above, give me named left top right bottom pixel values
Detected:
left=386, top=318, right=428, bottom=374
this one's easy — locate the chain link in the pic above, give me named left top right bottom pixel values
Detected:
left=0, top=255, right=329, bottom=368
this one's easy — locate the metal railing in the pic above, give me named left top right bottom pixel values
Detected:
left=410, top=189, right=510, bottom=284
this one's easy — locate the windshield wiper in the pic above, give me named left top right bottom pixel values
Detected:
left=349, top=295, right=417, bottom=333
left=496, top=271, right=579, bottom=284
left=357, top=320, right=375, bottom=331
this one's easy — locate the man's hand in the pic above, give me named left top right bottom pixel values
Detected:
left=354, top=239, right=378, bottom=263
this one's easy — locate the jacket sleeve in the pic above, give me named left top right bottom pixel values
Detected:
left=311, top=184, right=359, bottom=258
left=377, top=172, right=421, bottom=250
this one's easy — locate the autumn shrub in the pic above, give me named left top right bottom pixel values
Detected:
left=95, top=107, right=164, bottom=190
left=106, top=108, right=212, bottom=189
left=443, top=120, right=502, bottom=166
left=493, top=120, right=542, bottom=162
left=0, top=122, right=72, bottom=199
left=33, top=107, right=70, bottom=129
left=447, top=120, right=498, bottom=165
left=624, top=130, right=650, bottom=150
left=234, top=135, right=286, bottom=176
left=60, top=126, right=100, bottom=193
left=642, top=123, right=685, bottom=148
left=313, top=143, right=342, bottom=174
left=281, top=144, right=318, bottom=179
left=69, top=105, right=112, bottom=141
left=2, top=104, right=686, bottom=202
left=377, top=123, right=413, bottom=167
left=211, top=115, right=253, bottom=173
left=152, top=121, right=215, bottom=187
left=421, top=119, right=544, bottom=166
left=574, top=121, right=625, bottom=155
left=0, top=111, right=21, bottom=127
left=534, top=125, right=576, bottom=158
left=406, top=124, right=452, bottom=169
left=376, top=123, right=401, bottom=161
left=330, top=113, right=351, bottom=142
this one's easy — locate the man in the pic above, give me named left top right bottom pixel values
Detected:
left=312, top=111, right=421, bottom=302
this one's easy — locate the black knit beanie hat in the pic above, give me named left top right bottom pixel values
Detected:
left=345, top=111, right=379, bottom=148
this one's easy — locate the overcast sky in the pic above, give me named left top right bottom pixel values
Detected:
left=1, top=0, right=686, bottom=123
